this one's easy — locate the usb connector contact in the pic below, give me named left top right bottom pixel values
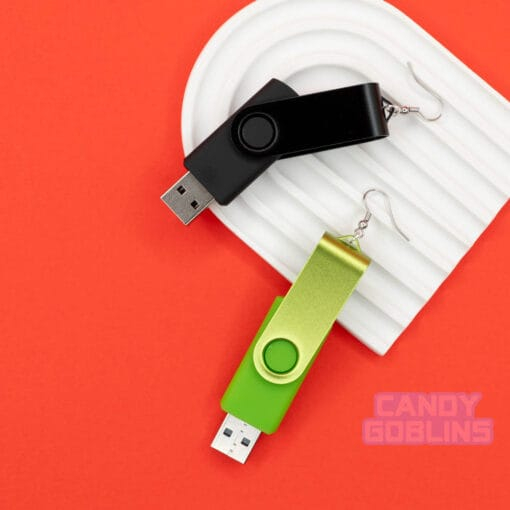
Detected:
left=211, top=414, right=261, bottom=464
left=161, top=173, right=213, bottom=225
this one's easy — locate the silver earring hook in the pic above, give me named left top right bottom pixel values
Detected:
left=353, top=189, right=410, bottom=242
left=384, top=62, right=444, bottom=122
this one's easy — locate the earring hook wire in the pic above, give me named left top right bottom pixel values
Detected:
left=353, top=189, right=410, bottom=242
left=384, top=62, right=444, bottom=122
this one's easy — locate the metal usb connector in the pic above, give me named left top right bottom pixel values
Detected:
left=211, top=414, right=261, bottom=464
left=161, top=173, right=213, bottom=225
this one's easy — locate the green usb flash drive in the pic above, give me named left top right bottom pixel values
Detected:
left=211, top=233, right=371, bottom=463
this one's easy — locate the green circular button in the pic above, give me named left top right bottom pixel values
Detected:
left=263, top=339, right=299, bottom=375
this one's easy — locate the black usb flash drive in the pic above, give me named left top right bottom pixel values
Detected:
left=162, top=79, right=389, bottom=225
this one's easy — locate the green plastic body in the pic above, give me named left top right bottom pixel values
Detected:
left=221, top=234, right=370, bottom=434
left=222, top=297, right=323, bottom=434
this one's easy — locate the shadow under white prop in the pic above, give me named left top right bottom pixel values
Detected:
left=180, top=0, right=510, bottom=355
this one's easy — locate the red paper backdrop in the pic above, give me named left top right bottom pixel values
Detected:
left=1, top=1, right=509, bottom=509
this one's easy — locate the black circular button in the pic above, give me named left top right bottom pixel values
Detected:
left=238, top=113, right=278, bottom=152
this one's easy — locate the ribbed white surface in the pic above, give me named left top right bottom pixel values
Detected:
left=181, top=0, right=510, bottom=355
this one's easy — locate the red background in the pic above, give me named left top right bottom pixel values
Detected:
left=1, top=1, right=509, bottom=508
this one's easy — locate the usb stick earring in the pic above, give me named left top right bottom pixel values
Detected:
left=212, top=190, right=409, bottom=464
left=162, top=63, right=444, bottom=225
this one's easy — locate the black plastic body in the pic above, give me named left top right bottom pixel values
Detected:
left=184, top=80, right=298, bottom=205
left=184, top=80, right=389, bottom=206
left=232, top=83, right=389, bottom=158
